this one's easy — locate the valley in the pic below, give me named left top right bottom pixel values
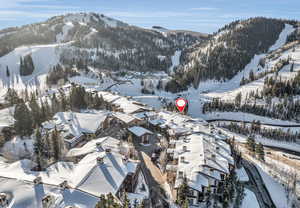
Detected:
left=0, top=11, right=299, bottom=208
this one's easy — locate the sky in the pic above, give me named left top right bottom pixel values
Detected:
left=0, top=0, right=299, bottom=33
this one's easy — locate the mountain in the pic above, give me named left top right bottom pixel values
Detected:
left=165, top=17, right=299, bottom=92
left=0, top=13, right=206, bottom=74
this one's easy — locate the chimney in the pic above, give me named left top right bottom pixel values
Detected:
left=178, top=171, right=184, bottom=179
left=180, top=156, right=185, bottom=163
left=33, top=176, right=42, bottom=185
left=97, top=156, right=104, bottom=164
left=212, top=154, right=216, bottom=160
left=122, top=156, right=128, bottom=164
left=182, top=145, right=187, bottom=152
left=105, top=148, right=111, bottom=153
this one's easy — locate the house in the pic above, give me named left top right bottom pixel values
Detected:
left=64, top=137, right=141, bottom=199
left=128, top=126, right=154, bottom=144
left=111, top=112, right=142, bottom=128
left=166, top=133, right=234, bottom=206
left=0, top=137, right=143, bottom=207
left=42, top=111, right=109, bottom=149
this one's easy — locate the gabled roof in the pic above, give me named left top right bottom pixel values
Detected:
left=51, top=111, right=109, bottom=137
left=113, top=112, right=141, bottom=124
left=128, top=126, right=153, bottom=137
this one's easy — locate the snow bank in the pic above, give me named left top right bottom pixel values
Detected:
left=242, top=188, right=260, bottom=208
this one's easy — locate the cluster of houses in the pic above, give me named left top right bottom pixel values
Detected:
left=40, top=89, right=234, bottom=207
left=0, top=86, right=235, bottom=207
left=0, top=136, right=144, bottom=208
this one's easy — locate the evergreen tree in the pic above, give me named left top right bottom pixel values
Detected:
left=29, top=94, right=42, bottom=127
left=5, top=88, right=20, bottom=105
left=34, top=128, right=44, bottom=171
left=69, top=85, right=87, bottom=110
left=20, top=54, right=35, bottom=76
left=6, top=66, right=10, bottom=77
left=14, top=100, right=33, bottom=136
left=246, top=136, right=255, bottom=152
left=51, top=127, right=62, bottom=161
left=255, top=143, right=265, bottom=161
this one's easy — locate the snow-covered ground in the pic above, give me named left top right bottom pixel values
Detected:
left=236, top=167, right=249, bottom=182
left=256, top=165, right=289, bottom=208
left=169, top=50, right=181, bottom=74
left=0, top=42, right=72, bottom=95
left=241, top=188, right=260, bottom=208
left=1, top=136, right=33, bottom=160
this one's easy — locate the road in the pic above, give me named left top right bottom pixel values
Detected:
left=242, top=159, right=276, bottom=208
left=206, top=118, right=300, bottom=127
left=133, top=135, right=170, bottom=208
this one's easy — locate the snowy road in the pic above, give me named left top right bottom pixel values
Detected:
left=242, top=160, right=275, bottom=208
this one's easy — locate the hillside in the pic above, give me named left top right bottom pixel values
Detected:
left=0, top=13, right=205, bottom=75
left=166, top=17, right=298, bottom=92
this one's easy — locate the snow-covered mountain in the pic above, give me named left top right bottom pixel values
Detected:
left=0, top=12, right=206, bottom=96
left=166, top=18, right=299, bottom=92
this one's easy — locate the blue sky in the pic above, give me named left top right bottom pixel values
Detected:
left=0, top=0, right=299, bottom=33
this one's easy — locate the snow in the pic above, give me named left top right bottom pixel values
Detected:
left=241, top=188, right=260, bottom=208
left=56, top=22, right=74, bottom=43
left=0, top=137, right=139, bottom=207
left=113, top=112, right=140, bottom=124
left=1, top=136, right=33, bottom=160
left=0, top=42, right=71, bottom=94
left=0, top=178, right=100, bottom=208
left=128, top=126, right=153, bottom=137
left=269, top=24, right=295, bottom=52
left=203, top=111, right=300, bottom=125
left=0, top=107, right=14, bottom=128
left=53, top=111, right=109, bottom=137
left=256, top=165, right=289, bottom=208
left=169, top=50, right=181, bottom=74
left=236, top=167, right=249, bottom=182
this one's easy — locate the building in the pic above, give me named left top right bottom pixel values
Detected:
left=166, top=133, right=234, bottom=206
left=42, top=111, right=109, bottom=148
left=111, top=112, right=142, bottom=128
left=128, top=126, right=154, bottom=144
left=0, top=137, right=142, bottom=207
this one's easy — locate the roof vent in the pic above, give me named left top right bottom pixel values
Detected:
left=59, top=180, right=69, bottom=189
left=122, top=156, right=128, bottom=164
left=178, top=171, right=184, bottom=179
left=33, top=176, right=42, bottom=185
left=97, top=156, right=105, bottom=164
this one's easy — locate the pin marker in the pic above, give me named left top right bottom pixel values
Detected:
left=175, top=98, right=187, bottom=113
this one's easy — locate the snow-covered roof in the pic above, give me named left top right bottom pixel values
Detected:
left=0, top=137, right=139, bottom=202
left=50, top=111, right=109, bottom=138
left=66, top=136, right=120, bottom=157
left=0, top=178, right=100, bottom=208
left=133, top=111, right=157, bottom=120
left=172, top=133, right=233, bottom=190
left=113, top=112, right=140, bottom=124
left=128, top=126, right=153, bottom=137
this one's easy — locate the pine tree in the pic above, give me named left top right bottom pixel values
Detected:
left=246, top=136, right=255, bottom=152
left=255, top=143, right=265, bottom=161
left=14, top=100, right=33, bottom=136
left=29, top=94, right=42, bottom=127
left=5, top=88, right=20, bottom=105
left=51, top=127, right=62, bottom=161
left=34, top=128, right=44, bottom=171
left=6, top=66, right=10, bottom=77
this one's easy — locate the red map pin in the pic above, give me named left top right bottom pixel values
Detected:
left=175, top=98, right=187, bottom=113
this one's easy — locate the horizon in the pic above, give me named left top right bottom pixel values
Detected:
left=0, top=0, right=299, bottom=33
